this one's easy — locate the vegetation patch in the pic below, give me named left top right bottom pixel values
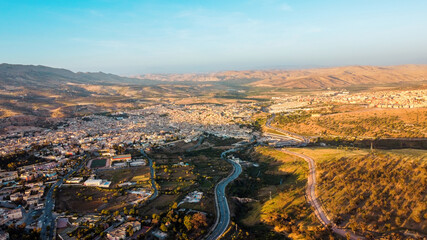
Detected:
left=90, top=158, right=107, bottom=168
left=272, top=107, right=427, bottom=138
left=55, top=186, right=138, bottom=213
left=230, top=146, right=334, bottom=239
left=316, top=150, right=427, bottom=238
left=97, top=166, right=150, bottom=187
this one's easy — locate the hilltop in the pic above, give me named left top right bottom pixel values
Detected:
left=0, top=63, right=160, bottom=88
left=135, top=65, right=427, bottom=89
left=1, top=63, right=427, bottom=118
left=2, top=63, right=427, bottom=90
left=247, top=65, right=427, bottom=88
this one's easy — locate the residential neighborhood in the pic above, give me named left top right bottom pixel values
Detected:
left=0, top=103, right=257, bottom=239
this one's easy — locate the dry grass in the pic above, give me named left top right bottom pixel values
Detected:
left=287, top=147, right=370, bottom=163
left=55, top=186, right=139, bottom=213
left=237, top=147, right=324, bottom=239
left=273, top=107, right=427, bottom=138
left=97, top=166, right=150, bottom=187
left=0, top=108, right=19, bottom=118
left=316, top=149, right=427, bottom=235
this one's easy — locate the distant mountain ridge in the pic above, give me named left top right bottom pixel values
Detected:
left=135, top=64, right=427, bottom=88
left=246, top=65, right=427, bottom=88
left=0, top=63, right=159, bottom=89
left=2, top=63, right=427, bottom=90
left=1, top=63, right=427, bottom=118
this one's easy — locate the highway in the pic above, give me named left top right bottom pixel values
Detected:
left=206, top=148, right=243, bottom=240
left=265, top=114, right=309, bottom=145
left=40, top=157, right=87, bottom=240
left=139, top=149, right=158, bottom=200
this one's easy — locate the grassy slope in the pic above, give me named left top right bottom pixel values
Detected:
left=236, top=147, right=334, bottom=239
left=272, top=108, right=427, bottom=138
left=290, top=147, right=427, bottom=238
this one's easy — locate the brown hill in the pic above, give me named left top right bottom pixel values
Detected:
left=245, top=65, right=427, bottom=88
left=1, top=63, right=427, bottom=118
left=135, top=65, right=427, bottom=89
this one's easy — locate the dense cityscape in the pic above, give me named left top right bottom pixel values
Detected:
left=0, top=103, right=259, bottom=240
left=1, top=1, right=427, bottom=239
left=0, top=86, right=426, bottom=239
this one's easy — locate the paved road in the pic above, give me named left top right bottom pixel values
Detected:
left=186, top=135, right=205, bottom=152
left=265, top=115, right=364, bottom=239
left=206, top=148, right=243, bottom=240
left=140, top=149, right=158, bottom=200
left=265, top=114, right=309, bottom=145
left=41, top=157, right=87, bottom=240
left=281, top=149, right=364, bottom=240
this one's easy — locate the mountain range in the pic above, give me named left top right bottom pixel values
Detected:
left=2, top=63, right=427, bottom=89
left=1, top=63, right=426, bottom=118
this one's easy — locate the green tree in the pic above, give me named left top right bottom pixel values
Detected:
left=160, top=223, right=167, bottom=232
left=184, top=215, right=192, bottom=231
left=126, top=225, right=134, bottom=236
left=152, top=213, right=160, bottom=221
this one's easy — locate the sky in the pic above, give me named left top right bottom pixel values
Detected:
left=1, top=0, right=427, bottom=75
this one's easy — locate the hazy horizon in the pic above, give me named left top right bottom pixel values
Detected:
left=1, top=0, right=427, bottom=75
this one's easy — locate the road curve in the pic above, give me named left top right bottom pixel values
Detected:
left=265, top=114, right=309, bottom=145
left=140, top=149, right=158, bottom=200
left=281, top=149, right=364, bottom=240
left=206, top=148, right=242, bottom=240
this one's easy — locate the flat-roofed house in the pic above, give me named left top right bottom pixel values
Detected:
left=7, top=208, right=24, bottom=220
left=0, top=171, right=18, bottom=183
left=84, top=179, right=103, bottom=186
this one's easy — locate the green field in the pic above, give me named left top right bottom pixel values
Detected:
left=90, top=159, right=107, bottom=168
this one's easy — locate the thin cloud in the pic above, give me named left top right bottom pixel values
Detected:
left=280, top=3, right=292, bottom=11
left=88, top=10, right=104, bottom=17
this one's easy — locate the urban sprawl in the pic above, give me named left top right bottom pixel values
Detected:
left=0, top=88, right=425, bottom=239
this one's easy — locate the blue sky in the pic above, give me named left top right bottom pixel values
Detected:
left=1, top=0, right=426, bottom=75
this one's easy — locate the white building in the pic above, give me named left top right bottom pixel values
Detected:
left=83, top=179, right=111, bottom=188
left=84, top=179, right=103, bottom=186
left=129, top=159, right=145, bottom=167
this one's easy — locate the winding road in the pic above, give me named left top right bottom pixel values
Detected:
left=206, top=148, right=243, bottom=240
left=140, top=149, right=158, bottom=200
left=265, top=113, right=310, bottom=145
left=265, top=114, right=364, bottom=239
left=282, top=149, right=364, bottom=240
